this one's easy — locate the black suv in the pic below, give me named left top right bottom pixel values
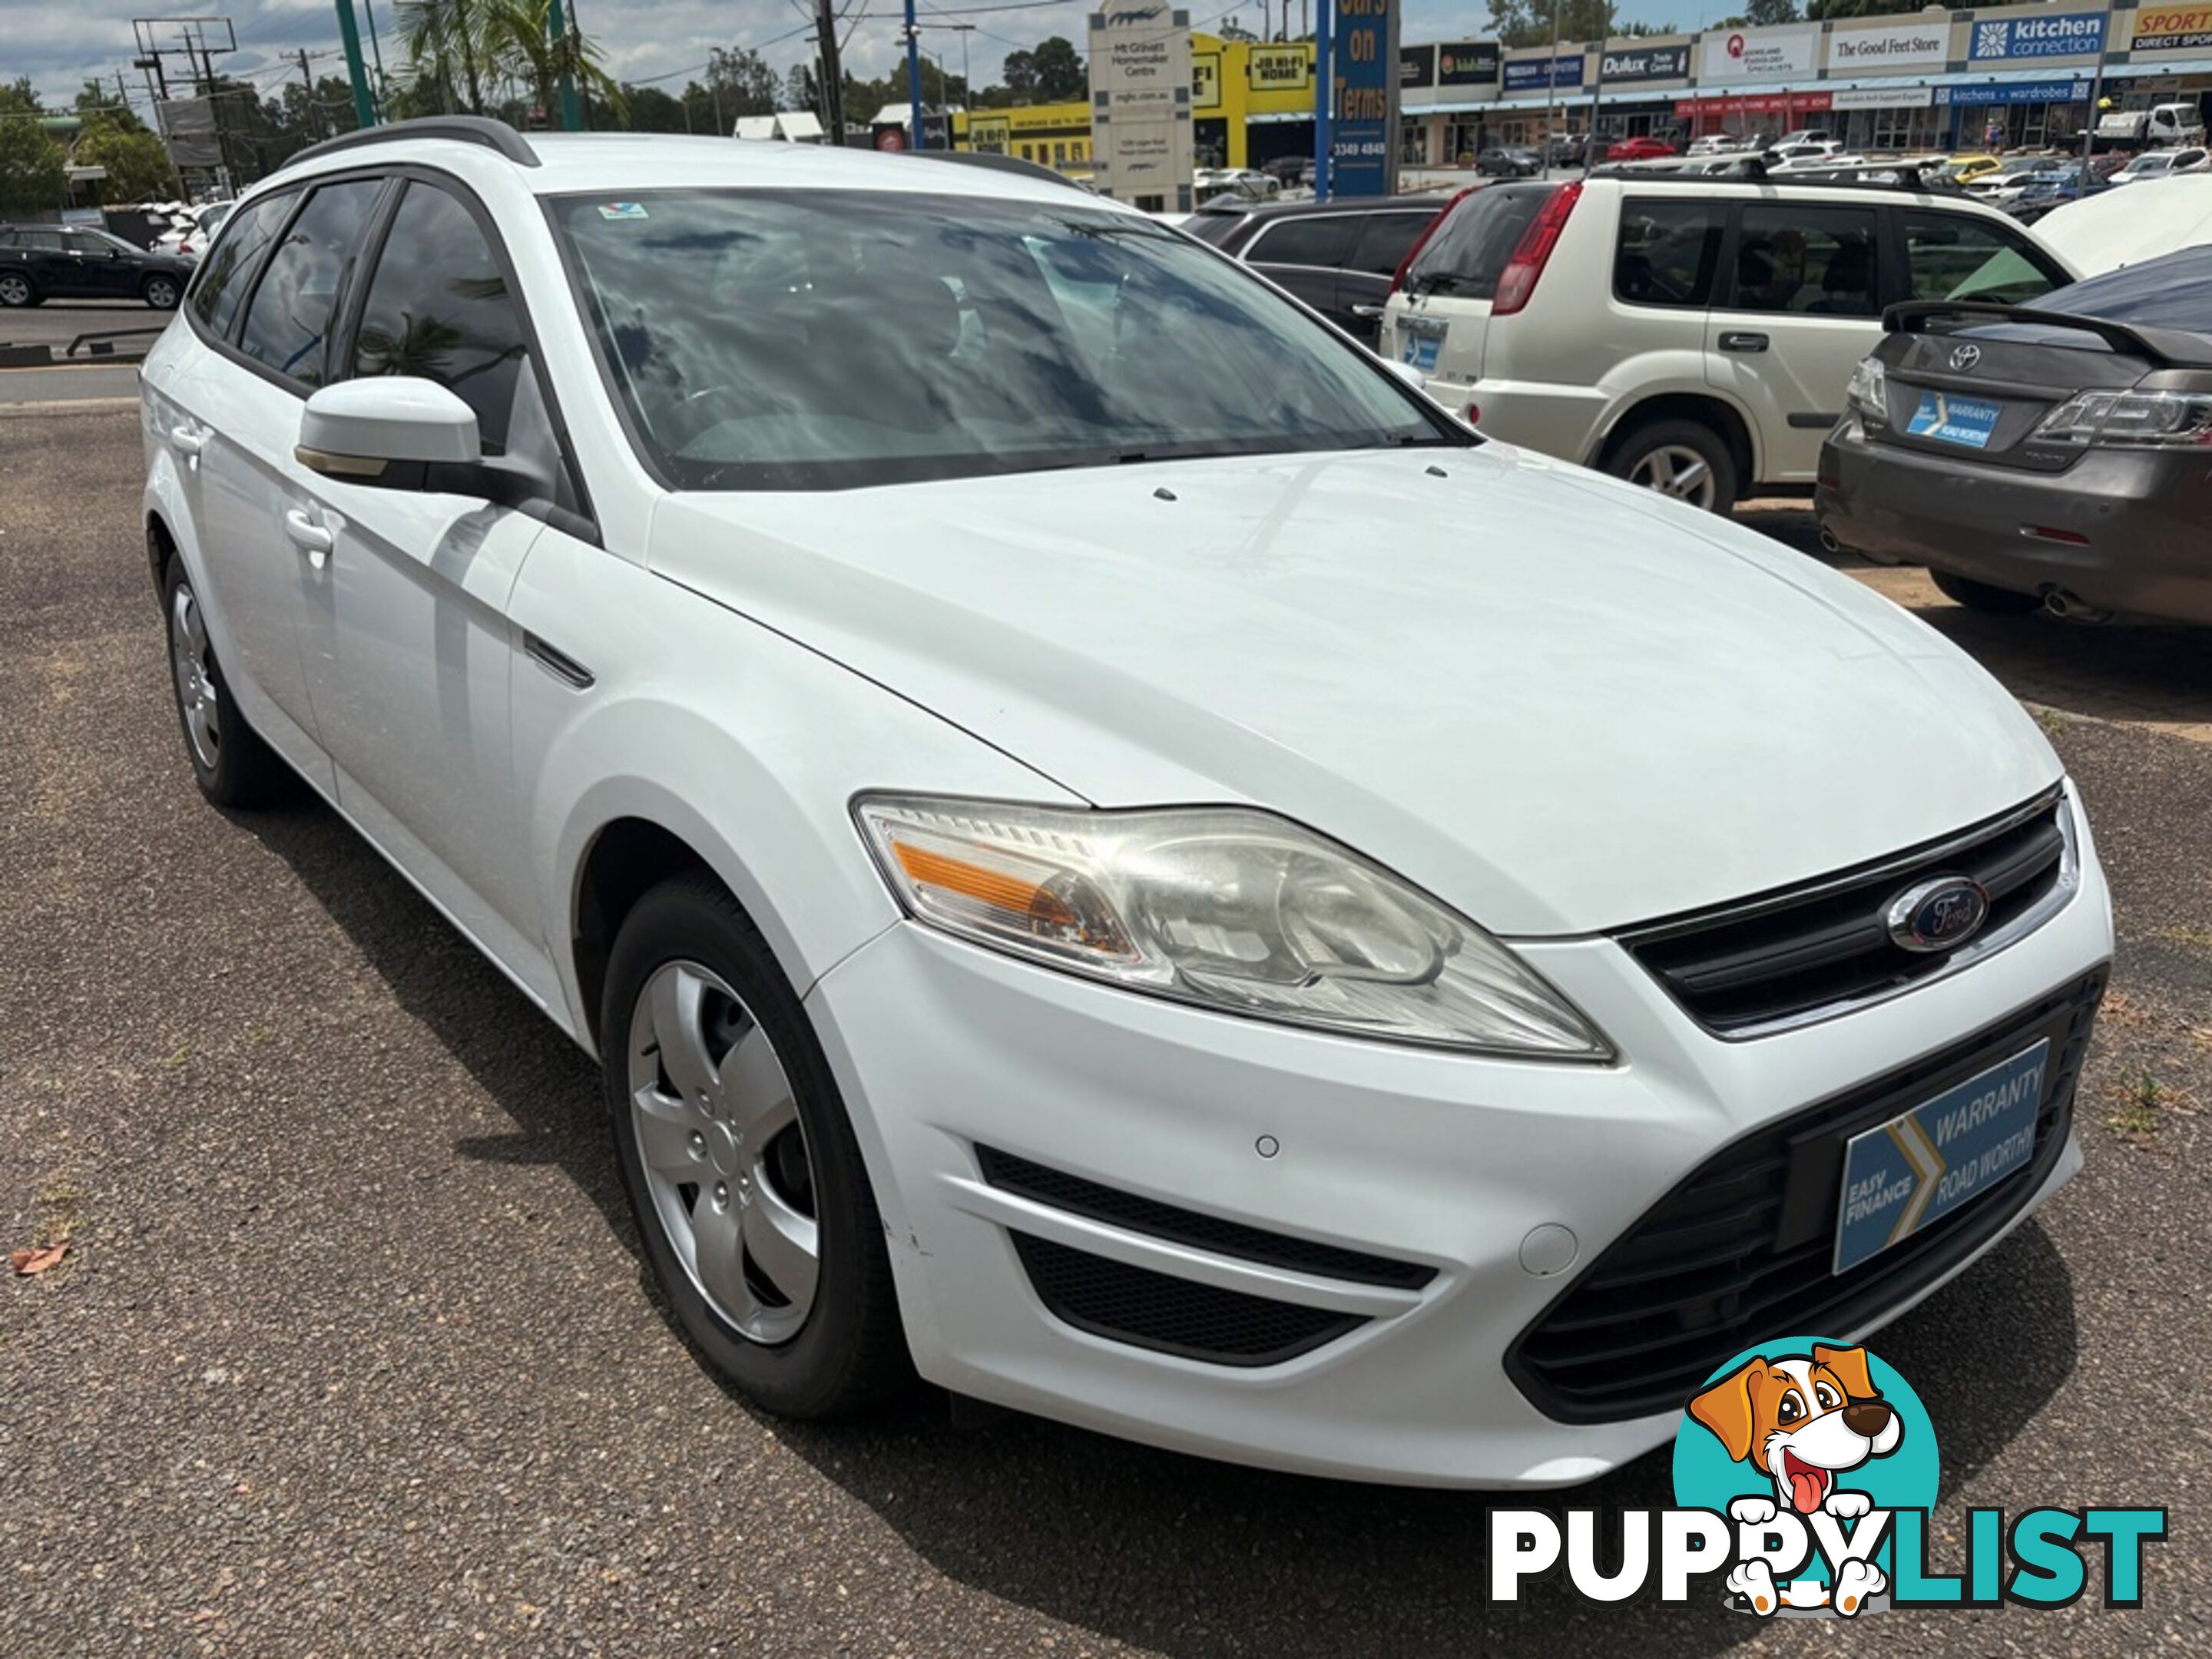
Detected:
left=1181, top=195, right=1449, bottom=341
left=0, top=224, right=194, bottom=310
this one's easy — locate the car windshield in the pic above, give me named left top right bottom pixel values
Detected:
left=553, top=189, right=1459, bottom=491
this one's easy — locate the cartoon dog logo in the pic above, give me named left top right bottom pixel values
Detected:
left=1689, top=1343, right=1903, bottom=1617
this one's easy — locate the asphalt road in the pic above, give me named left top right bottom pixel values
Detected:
left=0, top=297, right=171, bottom=357
left=2, top=404, right=2206, bottom=1657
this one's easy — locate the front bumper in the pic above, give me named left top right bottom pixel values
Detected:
left=1818, top=415, right=2212, bottom=624
left=803, top=811, right=2111, bottom=1488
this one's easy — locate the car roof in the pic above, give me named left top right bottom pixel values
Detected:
left=1194, top=194, right=1447, bottom=222
left=268, top=121, right=1131, bottom=214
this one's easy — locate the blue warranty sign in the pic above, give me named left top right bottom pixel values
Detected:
left=1835, top=1040, right=2048, bottom=1273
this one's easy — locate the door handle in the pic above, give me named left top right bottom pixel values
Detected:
left=283, top=508, right=333, bottom=567
left=1350, top=303, right=1386, bottom=318
left=168, top=423, right=207, bottom=456
left=1719, top=331, right=1770, bottom=353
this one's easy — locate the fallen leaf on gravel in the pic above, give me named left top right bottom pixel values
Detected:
left=9, top=1243, right=68, bottom=1276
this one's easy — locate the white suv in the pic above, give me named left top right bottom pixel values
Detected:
left=1382, top=177, right=2077, bottom=511
left=142, top=119, right=2110, bottom=1486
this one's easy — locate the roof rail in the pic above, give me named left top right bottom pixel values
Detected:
left=285, top=116, right=540, bottom=171
left=1585, top=160, right=1963, bottom=195
left=906, top=148, right=1090, bottom=192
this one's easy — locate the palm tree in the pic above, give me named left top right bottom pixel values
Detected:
left=480, top=0, right=624, bottom=127
left=395, top=0, right=488, bottom=115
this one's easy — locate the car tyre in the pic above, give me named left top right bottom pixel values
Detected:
left=163, top=558, right=290, bottom=807
left=601, top=873, right=911, bottom=1419
left=0, top=271, right=36, bottom=308
left=142, top=273, right=182, bottom=310
left=1932, top=569, right=2045, bottom=615
left=1605, top=418, right=1740, bottom=515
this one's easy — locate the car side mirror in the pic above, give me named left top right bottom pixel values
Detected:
left=296, top=378, right=495, bottom=495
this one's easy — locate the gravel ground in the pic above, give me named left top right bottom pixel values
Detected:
left=2, top=405, right=2205, bottom=1657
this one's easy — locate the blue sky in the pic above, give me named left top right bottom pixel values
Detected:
left=13, top=0, right=1705, bottom=118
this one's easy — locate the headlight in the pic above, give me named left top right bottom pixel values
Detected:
left=854, top=796, right=1611, bottom=1060
left=1846, top=356, right=1887, bottom=426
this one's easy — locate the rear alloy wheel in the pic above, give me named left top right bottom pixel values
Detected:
left=1608, top=419, right=1740, bottom=515
left=163, top=560, right=288, bottom=806
left=1932, top=569, right=2044, bottom=615
left=143, top=273, right=181, bottom=310
left=0, top=271, right=34, bottom=308
left=603, top=875, right=909, bottom=1418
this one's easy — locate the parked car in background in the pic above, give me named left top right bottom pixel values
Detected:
left=1380, top=175, right=2076, bottom=511
left=2009, top=171, right=2114, bottom=224
left=172, top=200, right=236, bottom=258
left=1767, top=137, right=1845, bottom=166
left=1259, top=154, right=1312, bottom=189
left=1542, top=134, right=1588, bottom=167
left=2094, top=101, right=2207, bottom=149
left=1606, top=135, right=1678, bottom=163
left=1686, top=134, right=1737, bottom=157
left=1820, top=246, right=2212, bottom=623
left=1194, top=166, right=1280, bottom=202
left=0, top=224, right=193, bottom=309
left=1970, top=159, right=2070, bottom=206
left=2111, top=146, right=2210, bottom=184
left=1475, top=145, right=1541, bottom=177
left=141, top=118, right=2116, bottom=1488
left=1181, top=194, right=1448, bottom=342
left=2033, top=174, right=2212, bottom=273
left=1944, top=153, right=2005, bottom=185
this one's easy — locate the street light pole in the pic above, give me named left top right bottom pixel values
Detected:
left=906, top=0, right=926, bottom=148
left=1547, top=0, right=1561, bottom=171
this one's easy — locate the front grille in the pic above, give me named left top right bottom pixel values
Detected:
left=1010, top=1233, right=1366, bottom=1366
left=1508, top=969, right=2103, bottom=1422
left=976, top=1146, right=1435, bottom=1290
left=1620, top=791, right=2070, bottom=1034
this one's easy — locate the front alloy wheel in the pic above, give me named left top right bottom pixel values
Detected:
left=0, top=271, right=32, bottom=307
left=144, top=273, right=181, bottom=310
left=602, top=875, right=909, bottom=1418
left=627, top=960, right=821, bottom=1346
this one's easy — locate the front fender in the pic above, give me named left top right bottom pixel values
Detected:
left=508, top=529, right=1082, bottom=1055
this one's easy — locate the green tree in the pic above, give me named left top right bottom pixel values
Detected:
left=78, top=128, right=176, bottom=200
left=998, top=36, right=1087, bottom=104
left=1806, top=0, right=1919, bottom=18
left=398, top=0, right=491, bottom=114
left=0, top=81, right=68, bottom=213
left=76, top=79, right=149, bottom=136
left=1485, top=0, right=1676, bottom=47
left=481, top=0, right=625, bottom=127
left=618, top=84, right=688, bottom=131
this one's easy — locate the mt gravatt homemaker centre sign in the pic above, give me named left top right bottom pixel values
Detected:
left=1090, top=5, right=1195, bottom=211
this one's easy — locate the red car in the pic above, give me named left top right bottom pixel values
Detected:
left=1606, top=135, right=1679, bottom=162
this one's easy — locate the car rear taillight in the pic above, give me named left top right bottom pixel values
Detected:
left=2032, top=388, right=2212, bottom=448
left=1491, top=181, right=1581, bottom=317
left=1390, top=187, right=1474, bottom=296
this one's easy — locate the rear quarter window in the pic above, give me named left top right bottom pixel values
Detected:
left=1614, top=199, right=1723, bottom=308
left=1404, top=186, right=1547, bottom=300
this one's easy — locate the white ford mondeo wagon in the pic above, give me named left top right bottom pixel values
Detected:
left=141, top=118, right=2111, bottom=1487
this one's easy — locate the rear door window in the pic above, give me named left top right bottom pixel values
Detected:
left=1346, top=210, right=1435, bottom=279
left=1404, top=186, right=1546, bottom=300
left=1246, top=214, right=1359, bottom=270
left=1724, top=204, right=1878, bottom=316
left=234, top=179, right=385, bottom=386
left=189, top=192, right=293, bottom=338
left=1898, top=210, right=2065, bottom=306
left=1614, top=199, right=1724, bottom=308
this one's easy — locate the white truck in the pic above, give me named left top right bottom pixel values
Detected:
left=2095, top=100, right=2207, bottom=148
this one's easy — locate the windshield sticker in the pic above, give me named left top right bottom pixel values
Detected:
left=598, top=202, right=649, bottom=220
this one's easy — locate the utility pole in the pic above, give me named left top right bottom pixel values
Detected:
left=1584, top=7, right=1608, bottom=176
left=333, top=0, right=377, bottom=127
left=813, top=0, right=848, bottom=143
left=2078, top=22, right=2107, bottom=190
left=1546, top=0, right=1561, bottom=172
left=904, top=0, right=926, bottom=148
left=549, top=0, right=582, bottom=131
left=1312, top=0, right=1332, bottom=197
left=361, top=0, right=389, bottom=118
